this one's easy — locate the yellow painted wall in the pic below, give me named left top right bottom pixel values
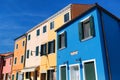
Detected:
left=11, top=36, right=26, bottom=80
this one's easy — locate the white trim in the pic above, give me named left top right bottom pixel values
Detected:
left=82, top=59, right=98, bottom=80
left=69, top=63, right=81, bottom=80
left=81, top=36, right=93, bottom=41
left=80, top=16, right=91, bottom=22
left=59, top=64, right=68, bottom=80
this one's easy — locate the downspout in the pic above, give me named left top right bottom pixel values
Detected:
left=98, top=7, right=112, bottom=80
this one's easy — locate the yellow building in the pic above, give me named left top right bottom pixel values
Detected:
left=11, top=34, right=26, bottom=80
left=22, top=4, right=93, bottom=80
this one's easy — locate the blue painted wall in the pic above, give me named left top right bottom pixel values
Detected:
left=101, top=11, right=120, bottom=80
left=57, top=8, right=109, bottom=80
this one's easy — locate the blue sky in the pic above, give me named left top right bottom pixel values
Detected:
left=0, top=0, right=120, bottom=53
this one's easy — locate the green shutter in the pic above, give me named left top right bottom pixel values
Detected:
left=57, top=35, right=60, bottom=49
left=78, top=22, right=83, bottom=41
left=36, top=46, right=39, bottom=56
left=48, top=42, right=50, bottom=54
left=84, top=62, right=96, bottom=80
left=64, top=31, right=67, bottom=47
left=61, top=66, right=66, bottom=80
left=12, top=75, right=14, bottom=80
left=90, top=16, right=95, bottom=37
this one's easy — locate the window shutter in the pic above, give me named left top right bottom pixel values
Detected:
left=48, top=42, right=50, bottom=54
left=45, top=43, right=47, bottom=55
left=57, top=35, right=60, bottom=49
left=41, top=45, right=43, bottom=56
left=53, top=40, right=55, bottom=53
left=90, top=16, right=95, bottom=37
left=64, top=31, right=67, bottom=48
left=78, top=22, right=83, bottom=41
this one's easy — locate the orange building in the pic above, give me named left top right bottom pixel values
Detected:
left=11, top=34, right=26, bottom=80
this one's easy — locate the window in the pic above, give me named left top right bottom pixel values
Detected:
left=36, top=29, right=40, bottom=36
left=36, top=46, right=39, bottom=56
left=83, top=60, right=97, bottom=80
left=12, top=75, right=14, bottom=80
left=14, top=58, right=17, bottom=64
left=78, top=16, right=95, bottom=41
left=70, top=64, right=80, bottom=80
left=10, top=59, right=11, bottom=65
left=26, top=50, right=29, bottom=58
left=26, top=72, right=31, bottom=79
left=16, top=44, right=18, bottom=49
left=3, top=61, right=6, bottom=66
left=47, top=70, right=55, bottom=80
left=48, top=40, right=55, bottom=54
left=60, top=66, right=67, bottom=80
left=28, top=34, right=31, bottom=40
left=64, top=13, right=69, bottom=22
left=58, top=31, right=67, bottom=49
left=43, top=26, right=47, bottom=33
left=21, top=55, right=24, bottom=63
left=41, top=43, right=47, bottom=56
left=16, top=72, right=18, bottom=80
left=50, top=21, right=54, bottom=30
left=22, top=41, right=25, bottom=46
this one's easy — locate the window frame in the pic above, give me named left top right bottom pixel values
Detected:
left=43, top=26, right=47, bottom=33
left=36, top=46, right=39, bottom=56
left=50, top=21, right=54, bottom=30
left=41, top=43, right=47, bottom=56
left=82, top=59, right=98, bottom=80
left=36, top=29, right=40, bottom=36
left=21, top=55, right=24, bottom=63
left=28, top=34, right=31, bottom=41
left=64, top=12, right=70, bottom=23
left=16, top=44, right=18, bottom=49
left=48, top=40, right=55, bottom=54
left=69, top=64, right=80, bottom=80
left=59, top=64, right=68, bottom=80
left=26, top=50, right=30, bottom=58
left=14, top=57, right=17, bottom=64
left=78, top=16, right=95, bottom=41
left=58, top=31, right=67, bottom=50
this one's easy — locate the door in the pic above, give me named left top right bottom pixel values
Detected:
left=41, top=73, right=46, bottom=80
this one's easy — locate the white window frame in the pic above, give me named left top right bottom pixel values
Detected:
left=69, top=63, right=80, bottom=80
left=82, top=59, right=98, bottom=80
left=59, top=64, right=68, bottom=80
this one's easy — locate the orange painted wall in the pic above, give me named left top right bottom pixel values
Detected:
left=11, top=35, right=26, bottom=80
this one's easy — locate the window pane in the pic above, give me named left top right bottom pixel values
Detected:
left=60, top=66, right=66, bottom=80
left=36, top=46, right=39, bottom=56
left=50, top=21, right=54, bottom=30
left=83, top=21, right=91, bottom=39
left=64, top=13, right=69, bottom=22
left=43, top=26, right=47, bottom=33
left=84, top=61, right=96, bottom=80
left=70, top=65, right=79, bottom=80
left=36, top=29, right=40, bottom=36
left=27, top=50, right=29, bottom=58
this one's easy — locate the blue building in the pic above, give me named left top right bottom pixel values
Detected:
left=56, top=3, right=120, bottom=80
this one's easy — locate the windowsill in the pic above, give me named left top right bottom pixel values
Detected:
left=58, top=47, right=66, bottom=50
left=81, top=36, right=93, bottom=41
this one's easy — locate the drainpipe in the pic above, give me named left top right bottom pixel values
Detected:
left=98, top=7, right=112, bottom=80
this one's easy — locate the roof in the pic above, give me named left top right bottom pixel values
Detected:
left=0, top=52, right=13, bottom=57
left=55, top=3, right=120, bottom=32
left=26, top=4, right=93, bottom=33
left=14, top=34, right=26, bottom=41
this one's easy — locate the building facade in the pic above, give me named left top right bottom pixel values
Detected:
left=2, top=52, right=13, bottom=80
left=56, top=4, right=120, bottom=80
left=22, top=4, right=93, bottom=80
left=11, top=34, right=26, bottom=80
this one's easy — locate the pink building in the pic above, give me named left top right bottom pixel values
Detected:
left=2, top=52, right=13, bottom=80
